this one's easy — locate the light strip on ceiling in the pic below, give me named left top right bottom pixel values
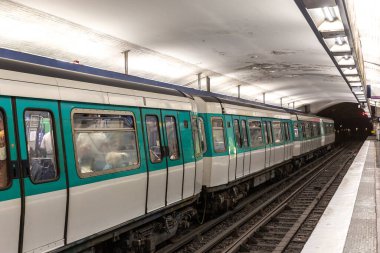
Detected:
left=294, top=0, right=370, bottom=113
left=322, top=7, right=336, bottom=22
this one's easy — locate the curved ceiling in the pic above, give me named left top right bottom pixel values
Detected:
left=4, top=0, right=356, bottom=110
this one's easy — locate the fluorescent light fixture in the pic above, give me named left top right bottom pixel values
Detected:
left=342, top=67, right=358, bottom=75
left=347, top=76, right=360, bottom=82
left=335, top=37, right=344, bottom=45
left=322, top=7, right=336, bottom=22
left=349, top=82, right=362, bottom=87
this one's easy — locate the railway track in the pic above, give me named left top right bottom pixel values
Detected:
left=156, top=143, right=358, bottom=253
left=201, top=142, right=360, bottom=253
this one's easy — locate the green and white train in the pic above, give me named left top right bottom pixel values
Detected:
left=0, top=58, right=334, bottom=253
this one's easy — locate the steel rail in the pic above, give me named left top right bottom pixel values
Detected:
left=193, top=144, right=350, bottom=253
left=156, top=146, right=344, bottom=253
left=219, top=145, right=356, bottom=253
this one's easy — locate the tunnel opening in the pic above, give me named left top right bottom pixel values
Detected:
left=317, top=102, right=372, bottom=143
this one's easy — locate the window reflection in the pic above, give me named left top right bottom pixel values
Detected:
left=25, top=111, right=57, bottom=183
left=146, top=115, right=162, bottom=163
left=73, top=111, right=139, bottom=177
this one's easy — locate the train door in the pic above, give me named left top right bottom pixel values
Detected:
left=248, top=118, right=265, bottom=174
left=224, top=115, right=236, bottom=182
left=233, top=116, right=244, bottom=178
left=161, top=110, right=184, bottom=205
left=0, top=96, right=21, bottom=253
left=284, top=122, right=292, bottom=160
left=191, top=115, right=203, bottom=195
left=16, top=98, right=67, bottom=253
left=142, top=108, right=167, bottom=211
left=268, top=121, right=276, bottom=165
left=263, top=120, right=273, bottom=168
left=178, top=111, right=195, bottom=199
left=142, top=109, right=187, bottom=211
left=240, top=117, right=250, bottom=176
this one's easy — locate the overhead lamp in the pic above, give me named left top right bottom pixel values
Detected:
left=335, top=37, right=344, bottom=45
left=322, top=7, right=336, bottom=22
left=349, top=82, right=361, bottom=87
left=344, top=55, right=351, bottom=60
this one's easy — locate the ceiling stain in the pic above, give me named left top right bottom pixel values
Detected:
left=271, top=50, right=297, bottom=55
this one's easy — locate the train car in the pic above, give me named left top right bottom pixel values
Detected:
left=0, top=56, right=335, bottom=253
left=194, top=96, right=295, bottom=211
left=290, top=112, right=335, bottom=165
left=0, top=59, right=203, bottom=253
left=321, top=117, right=335, bottom=148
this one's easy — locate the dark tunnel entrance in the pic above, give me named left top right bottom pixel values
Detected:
left=317, top=102, right=372, bottom=143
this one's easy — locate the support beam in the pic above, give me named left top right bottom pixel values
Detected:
left=304, top=104, right=310, bottom=113
left=197, top=73, right=202, bottom=90
left=206, top=76, right=211, bottom=92
left=238, top=85, right=241, bottom=98
left=122, top=50, right=130, bottom=75
left=280, top=97, right=283, bottom=107
left=263, top=92, right=266, bottom=104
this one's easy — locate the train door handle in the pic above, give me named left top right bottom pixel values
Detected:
left=21, top=159, right=30, bottom=178
left=10, top=161, right=20, bottom=179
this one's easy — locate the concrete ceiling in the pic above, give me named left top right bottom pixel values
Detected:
left=3, top=0, right=356, bottom=110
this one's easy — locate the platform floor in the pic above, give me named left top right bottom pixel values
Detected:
left=302, top=137, right=379, bottom=253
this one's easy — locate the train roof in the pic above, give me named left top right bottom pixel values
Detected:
left=0, top=49, right=301, bottom=113
left=0, top=50, right=333, bottom=122
left=196, top=95, right=288, bottom=114
left=0, top=56, right=187, bottom=98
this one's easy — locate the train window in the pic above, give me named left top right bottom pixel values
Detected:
left=0, top=112, right=9, bottom=189
left=263, top=122, right=268, bottom=144
left=302, top=122, right=307, bottom=139
left=305, top=122, right=311, bottom=138
left=312, top=123, right=318, bottom=138
left=241, top=120, right=249, bottom=147
left=309, top=123, right=313, bottom=138
left=283, top=122, right=289, bottom=141
left=198, top=117, right=207, bottom=154
left=264, top=122, right=273, bottom=144
left=234, top=119, right=242, bottom=148
left=268, top=122, right=273, bottom=143
left=192, top=117, right=202, bottom=158
left=211, top=117, right=226, bottom=153
left=264, top=121, right=272, bottom=144
left=316, top=123, right=321, bottom=137
left=272, top=122, right=283, bottom=144
left=25, top=110, right=58, bottom=183
left=145, top=115, right=162, bottom=164
left=249, top=120, right=263, bottom=148
left=72, top=110, right=140, bottom=177
left=310, top=123, right=314, bottom=137
left=293, top=122, right=299, bottom=140
left=165, top=116, right=180, bottom=160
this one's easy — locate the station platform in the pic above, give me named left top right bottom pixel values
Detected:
left=302, top=137, right=379, bottom=253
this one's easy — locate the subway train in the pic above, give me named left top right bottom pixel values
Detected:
left=0, top=57, right=335, bottom=253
